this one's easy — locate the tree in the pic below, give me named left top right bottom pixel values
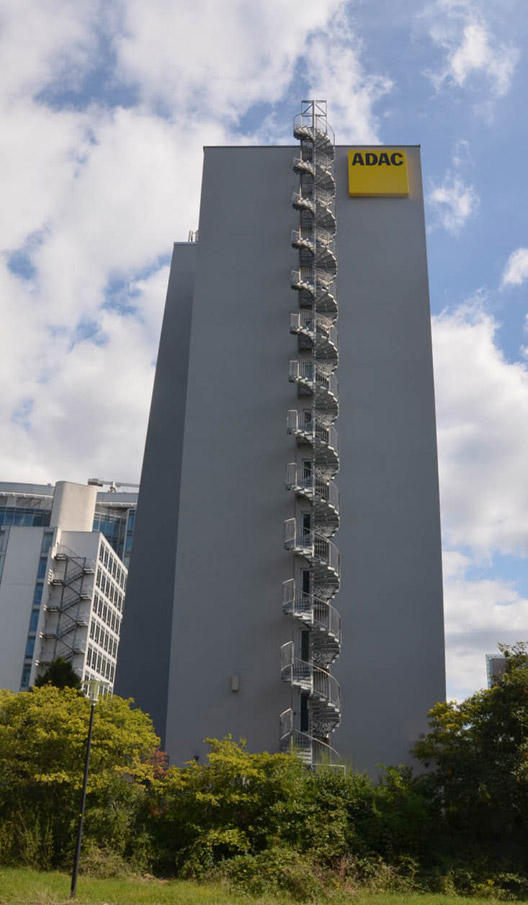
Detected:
left=412, top=643, right=528, bottom=861
left=0, top=686, right=161, bottom=868
left=34, top=657, right=82, bottom=690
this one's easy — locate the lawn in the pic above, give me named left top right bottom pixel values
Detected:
left=0, top=868, right=508, bottom=905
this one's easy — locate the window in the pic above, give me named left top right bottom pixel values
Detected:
left=300, top=693, right=309, bottom=732
left=29, top=609, right=39, bottom=632
left=25, top=637, right=35, bottom=657
left=37, top=557, right=48, bottom=580
left=41, top=532, right=54, bottom=555
left=33, top=583, right=43, bottom=607
left=21, top=665, right=31, bottom=689
left=302, top=512, right=311, bottom=544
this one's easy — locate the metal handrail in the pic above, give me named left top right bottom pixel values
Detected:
left=292, top=115, right=336, bottom=149
left=289, top=360, right=339, bottom=401
left=287, top=409, right=339, bottom=451
left=279, top=723, right=343, bottom=770
left=290, top=310, right=336, bottom=335
left=291, top=267, right=336, bottom=292
left=291, top=226, right=335, bottom=251
left=285, top=464, right=339, bottom=512
left=292, top=155, right=336, bottom=186
left=282, top=579, right=342, bottom=642
left=291, top=186, right=335, bottom=211
left=280, top=642, right=341, bottom=712
left=283, top=519, right=340, bottom=575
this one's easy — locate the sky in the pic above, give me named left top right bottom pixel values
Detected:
left=1, top=0, right=527, bottom=701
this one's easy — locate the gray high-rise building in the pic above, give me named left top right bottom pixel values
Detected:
left=116, top=102, right=445, bottom=773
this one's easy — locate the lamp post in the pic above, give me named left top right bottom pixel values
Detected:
left=70, top=680, right=105, bottom=899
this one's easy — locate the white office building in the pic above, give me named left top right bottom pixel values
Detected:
left=0, top=481, right=127, bottom=692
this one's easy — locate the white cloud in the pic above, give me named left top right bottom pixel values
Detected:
left=501, top=247, right=528, bottom=287
left=0, top=0, right=395, bottom=490
left=428, top=171, right=479, bottom=234
left=305, top=9, right=393, bottom=143
left=443, top=549, right=528, bottom=699
left=433, top=301, right=528, bottom=555
left=114, top=0, right=344, bottom=120
left=423, top=0, right=520, bottom=106
left=0, top=0, right=102, bottom=101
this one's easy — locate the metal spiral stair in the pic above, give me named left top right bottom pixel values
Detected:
left=291, top=268, right=338, bottom=317
left=285, top=463, right=339, bottom=536
left=279, top=709, right=343, bottom=769
left=281, top=100, right=341, bottom=768
left=287, top=410, right=339, bottom=476
left=284, top=518, right=340, bottom=599
left=281, top=641, right=341, bottom=735
left=283, top=578, right=341, bottom=666
left=291, top=227, right=337, bottom=274
left=289, top=312, right=338, bottom=367
left=292, top=155, right=336, bottom=193
left=289, top=360, right=339, bottom=421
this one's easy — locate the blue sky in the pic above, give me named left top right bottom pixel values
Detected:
left=1, top=0, right=528, bottom=699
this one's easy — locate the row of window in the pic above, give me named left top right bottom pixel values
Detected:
left=89, top=617, right=118, bottom=658
left=93, top=592, right=121, bottom=632
left=98, top=543, right=126, bottom=588
left=0, top=507, right=51, bottom=527
left=21, top=531, right=54, bottom=689
left=95, top=569, right=124, bottom=611
left=0, top=529, right=6, bottom=582
left=86, top=645, right=115, bottom=682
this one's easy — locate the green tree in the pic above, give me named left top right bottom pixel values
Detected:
left=0, top=686, right=160, bottom=868
left=34, top=657, right=82, bottom=690
left=413, top=643, right=528, bottom=861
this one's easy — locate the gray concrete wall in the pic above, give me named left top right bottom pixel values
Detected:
left=164, top=148, right=300, bottom=763
left=115, top=243, right=197, bottom=740
left=0, top=527, right=45, bottom=690
left=330, top=146, right=445, bottom=771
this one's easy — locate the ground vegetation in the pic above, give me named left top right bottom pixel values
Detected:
left=1, top=646, right=528, bottom=900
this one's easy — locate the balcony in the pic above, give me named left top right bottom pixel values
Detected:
left=283, top=519, right=340, bottom=596
left=285, top=463, right=339, bottom=536
left=289, top=360, right=338, bottom=420
left=281, top=642, right=341, bottom=733
left=283, top=579, right=341, bottom=665
left=287, top=410, right=339, bottom=475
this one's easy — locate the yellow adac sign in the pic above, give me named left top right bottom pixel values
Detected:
left=348, top=148, right=409, bottom=196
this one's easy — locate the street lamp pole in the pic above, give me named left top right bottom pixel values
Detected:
left=70, top=682, right=101, bottom=899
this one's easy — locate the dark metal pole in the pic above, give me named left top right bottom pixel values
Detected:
left=70, top=698, right=95, bottom=898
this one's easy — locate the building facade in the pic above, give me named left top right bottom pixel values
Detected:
left=117, top=102, right=445, bottom=773
left=0, top=480, right=137, bottom=567
left=0, top=481, right=127, bottom=692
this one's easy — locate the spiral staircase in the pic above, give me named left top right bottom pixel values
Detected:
left=281, top=101, right=342, bottom=770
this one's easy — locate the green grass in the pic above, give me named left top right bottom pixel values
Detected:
left=0, top=868, right=507, bottom=905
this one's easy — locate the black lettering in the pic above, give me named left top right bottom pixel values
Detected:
left=378, top=152, right=390, bottom=166
left=390, top=152, right=403, bottom=166
left=365, top=152, right=378, bottom=166
left=351, top=152, right=364, bottom=165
